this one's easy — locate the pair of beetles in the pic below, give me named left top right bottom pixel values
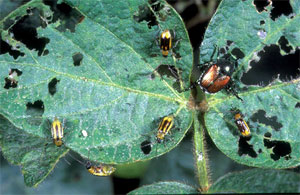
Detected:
left=159, top=28, right=242, bottom=99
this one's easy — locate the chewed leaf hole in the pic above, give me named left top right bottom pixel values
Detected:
left=72, top=52, right=83, bottom=66
left=238, top=136, right=257, bottom=158
left=134, top=4, right=158, bottom=29
left=48, top=78, right=60, bottom=95
left=141, top=140, right=152, bottom=155
left=134, top=0, right=168, bottom=29
left=253, top=0, right=270, bottom=13
left=270, top=0, right=293, bottom=21
left=241, top=45, right=300, bottom=86
left=251, top=110, right=283, bottom=131
left=295, top=102, right=300, bottom=108
left=10, top=8, right=50, bottom=56
left=152, top=64, right=181, bottom=90
left=278, top=36, right=293, bottom=54
left=264, top=132, right=291, bottom=161
left=153, top=65, right=180, bottom=80
left=43, top=0, right=85, bottom=33
left=26, top=100, right=44, bottom=126
left=4, top=69, right=23, bottom=89
left=0, top=38, right=25, bottom=59
left=231, top=47, right=245, bottom=59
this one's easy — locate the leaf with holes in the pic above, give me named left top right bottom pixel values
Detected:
left=208, top=169, right=300, bottom=193
left=199, top=0, right=300, bottom=168
left=0, top=0, right=193, bottom=186
left=128, top=181, right=198, bottom=195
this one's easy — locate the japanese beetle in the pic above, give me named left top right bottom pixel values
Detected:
left=189, top=45, right=242, bottom=100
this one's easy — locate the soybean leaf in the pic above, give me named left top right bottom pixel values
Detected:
left=208, top=169, right=300, bottom=193
left=0, top=0, right=193, bottom=186
left=128, top=181, right=198, bottom=195
left=201, top=0, right=300, bottom=168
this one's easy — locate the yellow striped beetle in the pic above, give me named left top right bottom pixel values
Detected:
left=68, top=152, right=116, bottom=177
left=86, top=162, right=116, bottom=176
left=160, top=30, right=172, bottom=57
left=156, top=115, right=174, bottom=143
left=140, top=115, right=175, bottom=155
left=51, top=118, right=64, bottom=147
left=158, top=28, right=180, bottom=57
left=234, top=112, right=251, bottom=137
left=231, top=109, right=251, bottom=137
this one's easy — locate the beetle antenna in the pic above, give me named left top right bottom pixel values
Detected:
left=67, top=152, right=85, bottom=165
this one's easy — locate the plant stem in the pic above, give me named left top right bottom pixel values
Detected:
left=193, top=112, right=211, bottom=192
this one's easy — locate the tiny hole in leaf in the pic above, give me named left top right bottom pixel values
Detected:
left=295, top=102, right=300, bottom=108
left=48, top=78, right=60, bottom=95
left=226, top=40, right=233, bottom=46
left=42, top=49, right=49, bottom=56
left=260, top=20, right=265, bottom=25
left=141, top=140, right=152, bottom=155
left=72, top=52, right=83, bottom=66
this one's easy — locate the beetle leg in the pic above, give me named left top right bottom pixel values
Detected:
left=225, top=83, right=243, bottom=101
left=173, top=38, right=181, bottom=49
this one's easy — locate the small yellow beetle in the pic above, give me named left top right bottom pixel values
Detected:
left=51, top=118, right=64, bottom=147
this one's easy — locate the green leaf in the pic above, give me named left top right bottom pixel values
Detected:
left=0, top=0, right=193, bottom=185
left=208, top=169, right=300, bottom=193
left=128, top=181, right=198, bottom=195
left=0, top=115, right=68, bottom=187
left=200, top=0, right=300, bottom=168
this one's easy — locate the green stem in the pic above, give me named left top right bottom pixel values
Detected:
left=193, top=112, right=211, bottom=192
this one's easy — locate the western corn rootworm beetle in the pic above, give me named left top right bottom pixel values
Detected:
left=140, top=115, right=175, bottom=155
left=68, top=152, right=116, bottom=176
left=156, top=115, right=174, bottom=143
left=184, top=45, right=242, bottom=101
left=231, top=109, right=251, bottom=137
left=50, top=118, right=65, bottom=147
left=85, top=162, right=116, bottom=176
